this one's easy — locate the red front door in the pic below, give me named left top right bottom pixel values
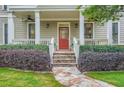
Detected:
left=59, top=27, right=69, bottom=49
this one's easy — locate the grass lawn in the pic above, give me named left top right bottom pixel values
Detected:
left=85, top=71, right=124, bottom=87
left=0, top=67, right=63, bottom=87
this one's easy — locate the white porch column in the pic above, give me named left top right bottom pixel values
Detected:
left=35, top=11, right=40, bottom=44
left=107, top=20, right=112, bottom=45
left=79, top=11, right=85, bottom=45
left=8, top=12, right=14, bottom=44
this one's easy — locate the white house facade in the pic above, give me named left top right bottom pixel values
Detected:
left=0, top=5, right=124, bottom=50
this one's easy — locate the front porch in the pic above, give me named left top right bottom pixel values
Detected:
left=5, top=6, right=110, bottom=50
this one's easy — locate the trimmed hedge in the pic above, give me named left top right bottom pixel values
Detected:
left=0, top=44, right=49, bottom=53
left=0, top=50, right=51, bottom=71
left=78, top=52, right=124, bottom=72
left=80, top=45, right=124, bottom=53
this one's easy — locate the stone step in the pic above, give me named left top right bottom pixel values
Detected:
left=53, top=57, right=76, bottom=61
left=54, top=51, right=74, bottom=53
left=53, top=60, right=76, bottom=63
left=52, top=63, right=77, bottom=67
left=53, top=55, right=76, bottom=58
left=52, top=51, right=76, bottom=67
left=53, top=52, right=75, bottom=55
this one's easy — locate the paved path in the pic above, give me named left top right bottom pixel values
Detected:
left=52, top=67, right=114, bottom=87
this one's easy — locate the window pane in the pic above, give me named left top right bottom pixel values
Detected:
left=4, top=24, right=8, bottom=44
left=29, top=24, right=35, bottom=39
left=84, top=23, right=93, bottom=39
left=112, top=23, right=118, bottom=44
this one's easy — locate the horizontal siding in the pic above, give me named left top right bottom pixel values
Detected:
left=94, top=23, right=107, bottom=39
left=41, top=21, right=57, bottom=40
left=0, top=11, right=8, bottom=15
left=14, top=18, right=27, bottom=39
left=41, top=21, right=79, bottom=44
left=119, top=16, right=124, bottom=44
left=70, top=21, right=79, bottom=44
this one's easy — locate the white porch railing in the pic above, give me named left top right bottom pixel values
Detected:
left=40, top=38, right=51, bottom=45
left=12, top=38, right=51, bottom=45
left=12, top=39, right=35, bottom=44
left=49, top=38, right=55, bottom=64
left=85, top=39, right=108, bottom=45
left=73, top=37, right=80, bottom=64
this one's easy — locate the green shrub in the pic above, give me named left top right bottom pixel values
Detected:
left=78, top=52, right=124, bottom=72
left=0, top=50, right=51, bottom=71
left=80, top=45, right=124, bottom=53
left=0, top=44, right=49, bottom=53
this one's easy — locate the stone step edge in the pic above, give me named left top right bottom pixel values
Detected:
left=53, top=58, right=76, bottom=61
left=53, top=53, right=75, bottom=55
left=52, top=63, right=77, bottom=65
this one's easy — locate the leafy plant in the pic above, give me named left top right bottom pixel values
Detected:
left=0, top=50, right=51, bottom=71
left=78, top=52, right=124, bottom=72
left=0, top=44, right=49, bottom=53
left=80, top=45, right=124, bottom=53
left=79, top=5, right=123, bottom=24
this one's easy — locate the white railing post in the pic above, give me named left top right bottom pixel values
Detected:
left=49, top=38, right=54, bottom=64
left=73, top=37, right=79, bottom=64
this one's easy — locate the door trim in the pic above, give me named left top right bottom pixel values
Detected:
left=59, top=27, right=69, bottom=49
left=57, top=22, right=70, bottom=50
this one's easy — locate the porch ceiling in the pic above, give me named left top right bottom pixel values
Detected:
left=14, top=11, right=79, bottom=20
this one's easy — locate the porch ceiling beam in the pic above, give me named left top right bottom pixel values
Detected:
left=40, top=18, right=79, bottom=21
left=8, top=9, right=79, bottom=12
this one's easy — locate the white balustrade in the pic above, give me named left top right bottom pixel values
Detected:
left=12, top=38, right=51, bottom=45
left=40, top=38, right=50, bottom=45
left=85, top=39, right=108, bottom=45
left=12, top=39, right=35, bottom=44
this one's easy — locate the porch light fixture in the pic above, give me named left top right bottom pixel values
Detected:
left=75, top=23, right=78, bottom=28
left=46, top=23, right=50, bottom=28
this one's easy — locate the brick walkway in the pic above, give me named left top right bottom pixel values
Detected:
left=52, top=67, right=114, bottom=87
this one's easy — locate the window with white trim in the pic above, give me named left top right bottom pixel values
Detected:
left=2, top=5, right=7, bottom=11
left=84, top=23, right=93, bottom=39
left=112, top=22, right=118, bottom=44
left=28, top=24, right=35, bottom=39
left=3, top=23, right=8, bottom=44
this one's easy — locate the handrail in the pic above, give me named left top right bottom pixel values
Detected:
left=73, top=37, right=79, bottom=64
left=49, top=37, right=55, bottom=64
